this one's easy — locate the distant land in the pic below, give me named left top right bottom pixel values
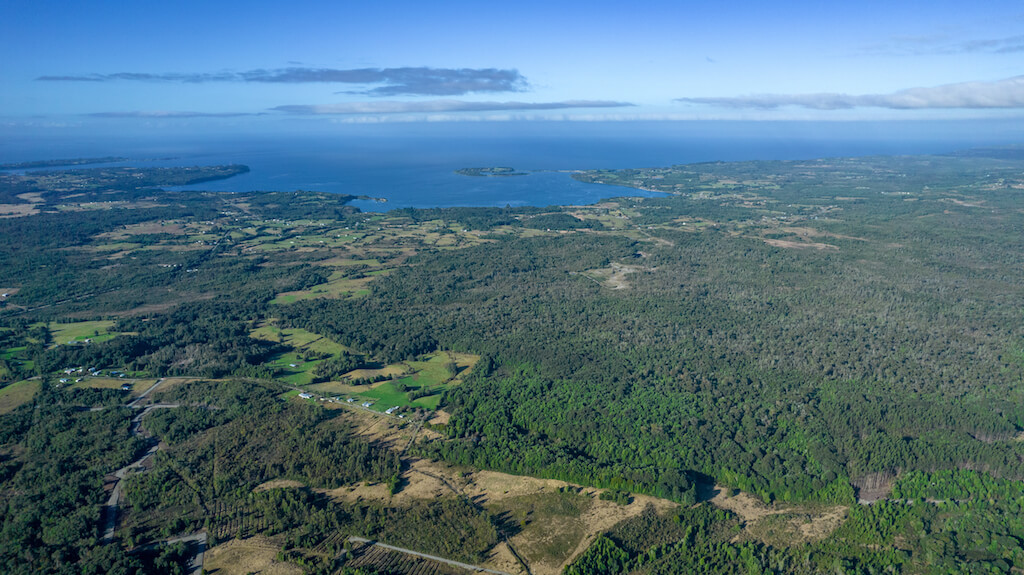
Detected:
left=0, top=156, right=129, bottom=170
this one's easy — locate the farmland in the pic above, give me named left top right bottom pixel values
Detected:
left=2, top=153, right=1024, bottom=573
left=0, top=378, right=39, bottom=414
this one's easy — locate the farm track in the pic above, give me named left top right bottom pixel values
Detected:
left=98, top=377, right=208, bottom=574
left=347, top=536, right=514, bottom=575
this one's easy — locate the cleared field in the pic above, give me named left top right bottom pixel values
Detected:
left=205, top=535, right=302, bottom=575
left=0, top=379, right=40, bottom=414
left=321, top=455, right=679, bottom=575
left=270, top=273, right=377, bottom=304
left=72, top=377, right=156, bottom=394
left=250, top=324, right=350, bottom=353
left=308, top=352, right=478, bottom=412
left=44, top=320, right=118, bottom=347
left=265, top=352, right=325, bottom=386
left=250, top=325, right=359, bottom=386
left=345, top=539, right=482, bottom=575
left=707, top=486, right=848, bottom=546
left=320, top=257, right=380, bottom=267
left=0, top=346, right=33, bottom=373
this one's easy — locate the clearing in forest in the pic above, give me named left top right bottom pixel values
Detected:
left=321, top=455, right=677, bottom=575
left=42, top=320, right=120, bottom=347
left=0, top=379, right=40, bottom=414
left=204, top=535, right=302, bottom=575
left=707, top=485, right=847, bottom=545
left=579, top=262, right=650, bottom=290
left=307, top=351, right=478, bottom=412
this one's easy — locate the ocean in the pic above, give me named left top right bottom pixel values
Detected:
left=3, top=120, right=1022, bottom=211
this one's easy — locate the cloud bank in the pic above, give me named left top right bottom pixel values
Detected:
left=89, top=111, right=259, bottom=118
left=37, top=67, right=528, bottom=96
left=677, top=76, right=1024, bottom=110
left=271, top=100, right=634, bottom=115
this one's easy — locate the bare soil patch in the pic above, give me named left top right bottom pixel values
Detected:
left=763, top=238, right=839, bottom=251
left=708, top=485, right=847, bottom=545
left=428, top=410, right=452, bottom=425
left=482, top=542, right=525, bottom=575
left=796, top=505, right=848, bottom=541
left=852, top=472, right=895, bottom=503
left=340, top=409, right=414, bottom=449
left=322, top=455, right=679, bottom=575
left=254, top=479, right=306, bottom=493
left=205, top=535, right=301, bottom=575
left=0, top=203, right=40, bottom=218
left=780, top=226, right=868, bottom=242
left=581, top=262, right=650, bottom=290
left=119, top=294, right=215, bottom=317
left=560, top=494, right=678, bottom=570
left=709, top=487, right=784, bottom=524
left=150, top=377, right=203, bottom=394
left=16, top=192, right=44, bottom=203
left=943, top=197, right=985, bottom=208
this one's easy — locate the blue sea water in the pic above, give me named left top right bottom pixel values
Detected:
left=3, top=120, right=1022, bottom=211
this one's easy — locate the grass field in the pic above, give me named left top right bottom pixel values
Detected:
left=72, top=377, right=156, bottom=394
left=42, top=320, right=118, bottom=347
left=307, top=352, right=479, bottom=412
left=270, top=273, right=377, bottom=304
left=205, top=536, right=302, bottom=575
left=0, top=379, right=40, bottom=414
left=251, top=324, right=359, bottom=386
left=0, top=346, right=34, bottom=373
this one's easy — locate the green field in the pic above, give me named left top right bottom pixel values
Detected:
left=250, top=324, right=353, bottom=354
left=72, top=377, right=156, bottom=393
left=42, top=320, right=118, bottom=347
left=269, top=272, right=377, bottom=304
left=1, top=346, right=34, bottom=373
left=308, top=352, right=478, bottom=412
left=0, top=379, right=40, bottom=415
left=250, top=324, right=359, bottom=385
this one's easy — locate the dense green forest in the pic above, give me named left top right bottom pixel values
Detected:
left=1, top=153, right=1023, bottom=573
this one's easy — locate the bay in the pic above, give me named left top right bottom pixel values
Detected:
left=3, top=120, right=1021, bottom=211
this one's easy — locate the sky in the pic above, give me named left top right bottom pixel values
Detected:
left=2, top=0, right=1024, bottom=130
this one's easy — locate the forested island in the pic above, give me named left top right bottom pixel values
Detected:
left=1, top=153, right=1024, bottom=574
left=455, top=166, right=528, bottom=176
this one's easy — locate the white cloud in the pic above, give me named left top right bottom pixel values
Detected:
left=676, top=76, right=1024, bottom=110
left=272, top=100, right=634, bottom=115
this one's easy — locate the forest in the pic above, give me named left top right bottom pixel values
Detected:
left=0, top=152, right=1023, bottom=573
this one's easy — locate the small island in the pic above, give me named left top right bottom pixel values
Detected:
left=455, top=166, right=528, bottom=177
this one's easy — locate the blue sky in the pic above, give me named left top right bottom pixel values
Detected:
left=2, top=0, right=1024, bottom=127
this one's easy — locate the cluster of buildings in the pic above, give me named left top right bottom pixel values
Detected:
left=295, top=391, right=406, bottom=418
